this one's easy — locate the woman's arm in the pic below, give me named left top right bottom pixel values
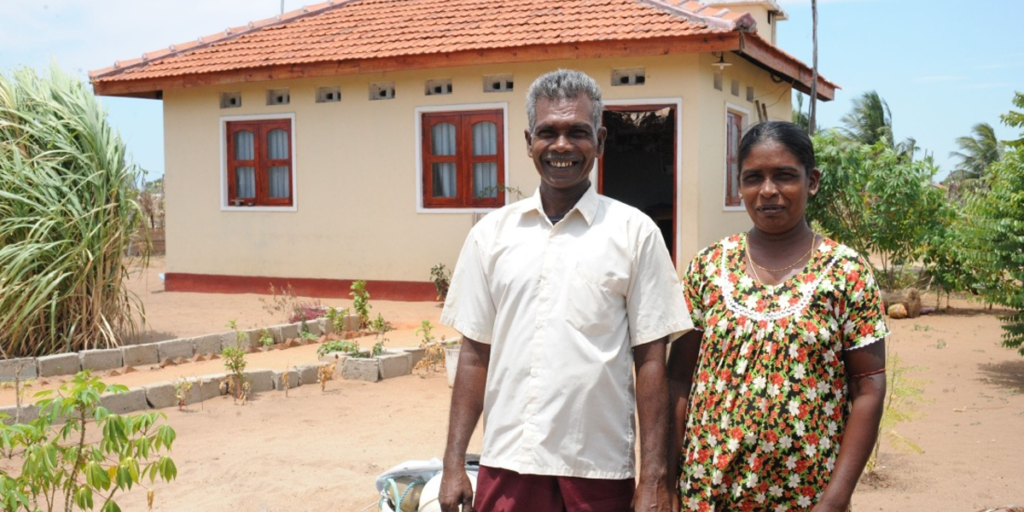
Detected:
left=814, top=340, right=886, bottom=512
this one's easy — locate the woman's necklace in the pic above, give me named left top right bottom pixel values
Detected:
left=747, top=232, right=817, bottom=284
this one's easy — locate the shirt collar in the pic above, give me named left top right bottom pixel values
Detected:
left=524, top=182, right=600, bottom=226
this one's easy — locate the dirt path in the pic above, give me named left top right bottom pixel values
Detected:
left=6, top=257, right=1023, bottom=511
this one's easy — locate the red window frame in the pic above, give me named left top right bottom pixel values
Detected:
left=421, top=110, right=505, bottom=209
left=725, top=111, right=743, bottom=207
left=226, top=119, right=293, bottom=207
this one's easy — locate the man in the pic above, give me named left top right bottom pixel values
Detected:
left=439, top=69, right=692, bottom=512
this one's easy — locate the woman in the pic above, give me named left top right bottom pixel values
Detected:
left=669, top=121, right=887, bottom=511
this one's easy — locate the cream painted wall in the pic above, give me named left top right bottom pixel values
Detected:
left=675, top=52, right=794, bottom=265
left=706, top=1, right=780, bottom=44
left=163, top=53, right=792, bottom=282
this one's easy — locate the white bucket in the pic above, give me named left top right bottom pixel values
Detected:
left=444, top=345, right=460, bottom=388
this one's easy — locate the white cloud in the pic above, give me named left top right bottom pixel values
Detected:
left=1, top=1, right=303, bottom=77
left=914, top=75, right=966, bottom=83
left=964, top=82, right=1011, bottom=90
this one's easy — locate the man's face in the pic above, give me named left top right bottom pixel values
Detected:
left=525, top=96, right=607, bottom=192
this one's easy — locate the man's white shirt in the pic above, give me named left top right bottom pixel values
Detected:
left=441, top=184, right=693, bottom=479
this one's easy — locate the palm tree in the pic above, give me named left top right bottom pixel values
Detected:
left=895, top=136, right=919, bottom=162
left=949, top=122, right=1004, bottom=180
left=946, top=122, right=1004, bottom=200
left=792, top=92, right=809, bottom=132
left=841, top=91, right=894, bottom=146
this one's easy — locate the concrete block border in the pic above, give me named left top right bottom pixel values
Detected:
left=0, top=312, right=368, bottom=382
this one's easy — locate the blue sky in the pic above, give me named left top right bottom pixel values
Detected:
left=1, top=0, right=1020, bottom=181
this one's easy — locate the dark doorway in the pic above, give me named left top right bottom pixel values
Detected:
left=599, top=105, right=677, bottom=259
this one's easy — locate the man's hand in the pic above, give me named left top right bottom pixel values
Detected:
left=632, top=474, right=679, bottom=512
left=439, top=338, right=489, bottom=512
left=633, top=338, right=678, bottom=512
left=438, top=468, right=474, bottom=512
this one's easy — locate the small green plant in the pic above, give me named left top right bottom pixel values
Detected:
left=911, top=323, right=933, bottom=332
left=299, top=318, right=318, bottom=340
left=259, top=329, right=275, bottom=349
left=866, top=350, right=928, bottom=472
left=935, top=339, right=948, bottom=349
left=174, top=378, right=194, bottom=410
left=317, top=340, right=361, bottom=358
left=0, top=371, right=178, bottom=512
left=430, top=264, right=452, bottom=301
left=325, top=306, right=350, bottom=333
left=414, top=320, right=446, bottom=372
left=416, top=320, right=436, bottom=345
left=350, top=280, right=371, bottom=329
left=368, top=313, right=392, bottom=356
left=222, top=320, right=248, bottom=401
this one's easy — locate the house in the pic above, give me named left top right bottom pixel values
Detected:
left=90, top=0, right=836, bottom=301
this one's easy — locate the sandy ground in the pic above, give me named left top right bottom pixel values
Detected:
left=3, top=256, right=1023, bottom=511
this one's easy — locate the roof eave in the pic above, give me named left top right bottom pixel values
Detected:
left=738, top=32, right=837, bottom=101
left=92, top=33, right=746, bottom=98
left=91, top=32, right=836, bottom=103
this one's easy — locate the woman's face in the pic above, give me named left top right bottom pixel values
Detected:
left=739, top=140, right=821, bottom=235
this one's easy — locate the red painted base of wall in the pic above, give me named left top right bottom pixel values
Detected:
left=164, top=273, right=439, bottom=302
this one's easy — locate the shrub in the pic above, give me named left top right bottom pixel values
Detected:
left=808, top=131, right=948, bottom=289
left=0, top=371, right=177, bottom=512
left=0, top=65, right=146, bottom=357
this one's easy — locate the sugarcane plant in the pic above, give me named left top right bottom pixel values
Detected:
left=0, top=65, right=147, bottom=357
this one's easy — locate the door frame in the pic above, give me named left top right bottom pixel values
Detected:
left=597, top=98, right=683, bottom=265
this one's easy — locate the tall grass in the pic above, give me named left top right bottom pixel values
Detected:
left=0, top=65, right=146, bottom=357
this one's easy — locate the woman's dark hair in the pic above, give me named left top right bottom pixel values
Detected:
left=737, top=121, right=816, bottom=175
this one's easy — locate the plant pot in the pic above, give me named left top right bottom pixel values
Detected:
left=444, top=344, right=461, bottom=388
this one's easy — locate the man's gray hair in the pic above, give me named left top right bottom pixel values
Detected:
left=526, top=69, right=603, bottom=132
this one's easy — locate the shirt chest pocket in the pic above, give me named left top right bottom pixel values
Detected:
left=566, top=264, right=629, bottom=337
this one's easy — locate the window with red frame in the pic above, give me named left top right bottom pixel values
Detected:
left=725, top=111, right=743, bottom=207
left=422, top=110, right=505, bottom=208
left=226, top=119, right=293, bottom=207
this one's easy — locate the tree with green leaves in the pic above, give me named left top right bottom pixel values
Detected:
left=964, top=93, right=1024, bottom=353
left=0, top=372, right=178, bottom=512
left=1000, top=91, right=1024, bottom=144
left=0, top=65, right=146, bottom=357
left=808, top=130, right=948, bottom=289
left=950, top=122, right=1005, bottom=178
left=792, top=92, right=810, bottom=132
left=840, top=90, right=894, bottom=146
left=946, top=122, right=1005, bottom=198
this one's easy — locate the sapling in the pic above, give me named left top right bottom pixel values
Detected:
left=414, top=320, right=445, bottom=372
left=326, top=306, right=350, bottom=333
left=259, top=328, right=275, bottom=349
left=222, top=320, right=249, bottom=402
left=369, top=313, right=392, bottom=356
left=174, top=378, right=194, bottom=410
left=350, top=280, right=371, bottom=329
left=0, top=371, right=178, bottom=512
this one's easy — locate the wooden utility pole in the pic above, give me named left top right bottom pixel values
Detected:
left=808, top=0, right=819, bottom=135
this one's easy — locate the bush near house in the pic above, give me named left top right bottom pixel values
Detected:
left=808, top=131, right=946, bottom=290
left=0, top=65, right=146, bottom=357
left=963, top=92, right=1024, bottom=353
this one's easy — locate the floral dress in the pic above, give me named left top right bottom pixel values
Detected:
left=678, top=234, right=888, bottom=512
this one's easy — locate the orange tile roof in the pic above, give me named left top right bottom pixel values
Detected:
left=89, top=0, right=835, bottom=98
